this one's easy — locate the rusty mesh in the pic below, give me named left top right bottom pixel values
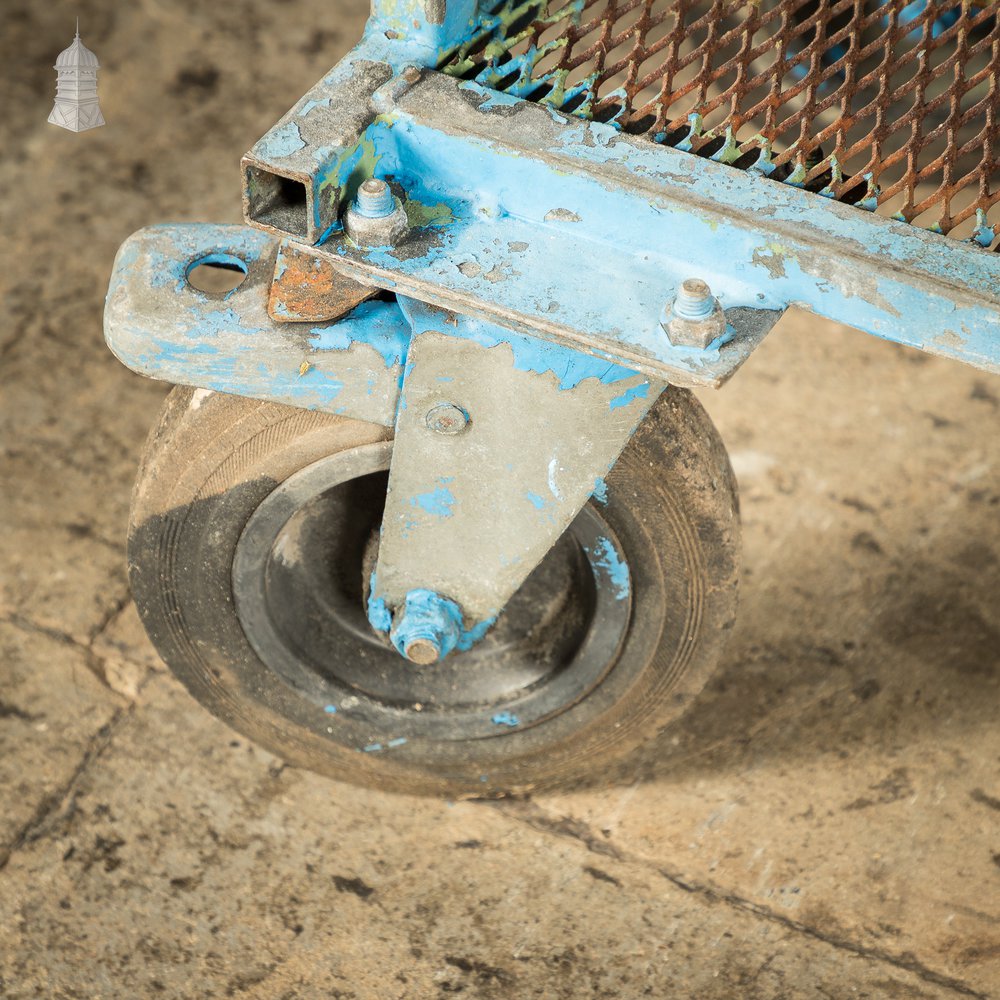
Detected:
left=440, top=0, right=1000, bottom=245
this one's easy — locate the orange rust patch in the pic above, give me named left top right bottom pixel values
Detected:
left=269, top=240, right=376, bottom=323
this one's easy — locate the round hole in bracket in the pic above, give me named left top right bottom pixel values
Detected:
left=186, top=253, right=248, bottom=294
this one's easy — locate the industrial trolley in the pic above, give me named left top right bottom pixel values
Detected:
left=105, top=0, right=1000, bottom=795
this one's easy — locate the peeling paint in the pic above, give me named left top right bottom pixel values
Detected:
left=410, top=480, right=457, bottom=517
left=491, top=711, right=520, bottom=727
left=587, top=535, right=630, bottom=600
left=256, top=121, right=305, bottom=159
left=609, top=382, right=649, bottom=410
left=544, top=207, right=581, bottom=222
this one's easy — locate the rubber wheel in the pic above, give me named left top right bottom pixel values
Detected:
left=128, top=386, right=740, bottom=796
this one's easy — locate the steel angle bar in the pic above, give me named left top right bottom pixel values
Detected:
left=244, top=57, right=1000, bottom=381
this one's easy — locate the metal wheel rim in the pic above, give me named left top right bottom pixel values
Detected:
left=232, top=442, right=632, bottom=742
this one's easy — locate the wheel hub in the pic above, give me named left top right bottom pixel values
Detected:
left=232, top=444, right=632, bottom=741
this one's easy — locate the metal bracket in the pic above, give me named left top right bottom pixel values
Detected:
left=368, top=300, right=663, bottom=662
left=104, top=224, right=407, bottom=427
left=103, top=223, right=662, bottom=664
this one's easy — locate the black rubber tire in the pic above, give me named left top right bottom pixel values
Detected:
left=128, top=386, right=740, bottom=796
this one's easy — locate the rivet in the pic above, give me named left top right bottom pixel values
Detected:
left=425, top=402, right=469, bottom=435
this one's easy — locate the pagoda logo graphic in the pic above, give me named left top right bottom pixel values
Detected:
left=48, top=20, right=105, bottom=133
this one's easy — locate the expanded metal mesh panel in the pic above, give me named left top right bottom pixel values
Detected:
left=440, top=0, right=1000, bottom=245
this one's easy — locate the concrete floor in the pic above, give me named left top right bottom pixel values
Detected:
left=2, top=2, right=999, bottom=997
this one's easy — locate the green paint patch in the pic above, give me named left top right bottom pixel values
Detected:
left=316, top=122, right=391, bottom=223
left=404, top=198, right=454, bottom=228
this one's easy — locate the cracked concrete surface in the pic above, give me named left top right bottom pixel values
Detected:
left=1, top=1, right=999, bottom=998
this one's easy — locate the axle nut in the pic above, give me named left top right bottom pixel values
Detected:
left=388, top=589, right=463, bottom=666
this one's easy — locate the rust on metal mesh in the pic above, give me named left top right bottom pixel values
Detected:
left=440, top=0, right=1000, bottom=245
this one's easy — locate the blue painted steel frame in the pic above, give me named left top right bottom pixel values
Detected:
left=105, top=0, right=1000, bottom=661
left=235, top=5, right=1000, bottom=381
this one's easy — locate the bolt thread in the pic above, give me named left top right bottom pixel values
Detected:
left=673, top=278, right=715, bottom=321
left=354, top=179, right=395, bottom=218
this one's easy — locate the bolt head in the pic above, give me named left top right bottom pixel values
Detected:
left=425, top=402, right=469, bottom=435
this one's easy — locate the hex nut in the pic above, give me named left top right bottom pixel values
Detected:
left=663, top=302, right=728, bottom=350
left=344, top=192, right=409, bottom=248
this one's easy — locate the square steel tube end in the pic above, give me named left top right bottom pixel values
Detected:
left=241, top=57, right=394, bottom=245
left=243, top=162, right=311, bottom=242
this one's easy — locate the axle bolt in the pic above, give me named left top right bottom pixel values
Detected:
left=425, top=402, right=469, bottom=435
left=662, top=276, right=728, bottom=350
left=403, top=638, right=441, bottom=665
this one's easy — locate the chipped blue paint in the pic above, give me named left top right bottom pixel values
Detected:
left=367, top=585, right=496, bottom=660
left=311, top=106, right=784, bottom=384
left=399, top=298, right=644, bottom=390
left=409, top=479, right=456, bottom=518
left=472, top=88, right=523, bottom=112
left=188, top=305, right=245, bottom=338
left=387, top=737, right=407, bottom=747
left=367, top=0, right=479, bottom=65
left=104, top=225, right=411, bottom=426
left=588, top=536, right=630, bottom=600
left=491, top=711, right=519, bottom=727
left=256, top=121, right=305, bottom=159
left=609, top=382, right=650, bottom=410
left=309, top=299, right=409, bottom=369
left=324, top=704, right=338, bottom=714
left=525, top=491, right=547, bottom=510
left=367, top=571, right=393, bottom=633
left=592, top=477, right=609, bottom=505
left=299, top=96, right=331, bottom=117
left=459, top=616, right=495, bottom=650
left=362, top=742, right=384, bottom=753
